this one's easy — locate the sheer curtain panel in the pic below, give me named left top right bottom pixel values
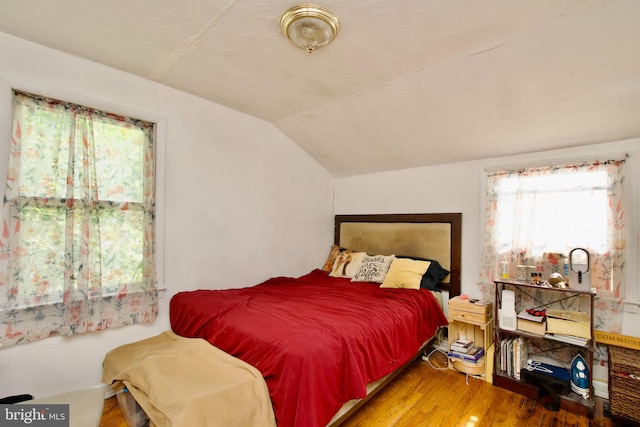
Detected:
left=0, top=91, right=158, bottom=347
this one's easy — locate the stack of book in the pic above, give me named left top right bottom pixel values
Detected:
left=545, top=309, right=591, bottom=344
left=517, top=310, right=546, bottom=336
left=448, top=338, right=485, bottom=362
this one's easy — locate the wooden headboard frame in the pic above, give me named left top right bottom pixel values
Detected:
left=334, top=213, right=461, bottom=298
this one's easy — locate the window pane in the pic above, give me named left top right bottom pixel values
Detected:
left=99, top=207, right=145, bottom=292
left=92, top=119, right=145, bottom=203
left=18, top=205, right=68, bottom=302
left=17, top=104, right=71, bottom=198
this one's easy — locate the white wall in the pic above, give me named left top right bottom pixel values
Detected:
left=335, top=138, right=640, bottom=337
left=0, top=32, right=335, bottom=399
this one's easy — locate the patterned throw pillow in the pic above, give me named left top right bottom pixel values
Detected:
left=329, top=251, right=366, bottom=278
left=352, top=254, right=395, bottom=283
left=322, top=244, right=343, bottom=272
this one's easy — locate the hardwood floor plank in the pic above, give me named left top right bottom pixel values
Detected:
left=400, top=374, right=474, bottom=426
left=99, top=396, right=127, bottom=427
left=448, top=378, right=500, bottom=427
left=522, top=400, right=549, bottom=427
left=482, top=389, right=534, bottom=427
left=437, top=375, right=495, bottom=427
left=100, top=357, right=613, bottom=427
left=342, top=365, right=439, bottom=426
left=478, top=386, right=518, bottom=426
left=454, top=381, right=503, bottom=427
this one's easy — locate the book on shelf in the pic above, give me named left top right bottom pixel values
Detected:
left=547, top=310, right=591, bottom=340
left=450, top=338, right=474, bottom=353
left=448, top=346, right=484, bottom=362
left=499, top=337, right=528, bottom=379
left=517, top=310, right=546, bottom=336
left=544, top=333, right=588, bottom=347
left=546, top=309, right=591, bottom=340
left=514, top=337, right=528, bottom=380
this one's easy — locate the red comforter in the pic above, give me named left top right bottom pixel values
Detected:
left=170, top=269, right=448, bottom=427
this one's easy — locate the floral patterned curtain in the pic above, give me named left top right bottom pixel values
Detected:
left=478, top=160, right=626, bottom=334
left=0, top=91, right=158, bottom=347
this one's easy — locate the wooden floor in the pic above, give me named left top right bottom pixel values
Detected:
left=99, top=352, right=615, bottom=427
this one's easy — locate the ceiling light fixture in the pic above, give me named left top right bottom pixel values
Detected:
left=280, top=4, right=340, bottom=54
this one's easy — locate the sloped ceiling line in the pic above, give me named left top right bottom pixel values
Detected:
left=149, top=0, right=239, bottom=80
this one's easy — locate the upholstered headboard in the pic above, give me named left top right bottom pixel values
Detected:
left=334, top=213, right=461, bottom=297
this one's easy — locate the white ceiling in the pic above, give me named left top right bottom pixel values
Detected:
left=0, top=0, right=638, bottom=177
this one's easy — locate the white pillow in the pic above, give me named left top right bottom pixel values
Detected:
left=329, top=251, right=366, bottom=278
left=352, top=254, right=395, bottom=283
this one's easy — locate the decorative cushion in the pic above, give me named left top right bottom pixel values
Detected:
left=329, top=251, right=366, bottom=278
left=352, top=254, right=395, bottom=283
left=322, top=244, right=344, bottom=272
left=380, top=258, right=430, bottom=290
left=396, top=255, right=450, bottom=290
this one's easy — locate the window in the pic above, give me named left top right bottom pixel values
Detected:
left=0, top=91, right=158, bottom=347
left=479, top=159, right=626, bottom=333
left=494, top=170, right=611, bottom=258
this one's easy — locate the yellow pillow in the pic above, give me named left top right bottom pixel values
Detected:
left=381, top=258, right=431, bottom=290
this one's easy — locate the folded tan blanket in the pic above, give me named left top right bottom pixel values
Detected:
left=102, top=331, right=276, bottom=427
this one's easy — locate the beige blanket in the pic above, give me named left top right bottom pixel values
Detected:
left=102, top=331, right=276, bottom=427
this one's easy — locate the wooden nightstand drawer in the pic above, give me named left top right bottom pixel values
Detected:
left=449, top=308, right=491, bottom=324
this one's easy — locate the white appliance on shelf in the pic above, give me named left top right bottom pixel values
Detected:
left=499, top=289, right=517, bottom=331
left=569, top=248, right=591, bottom=292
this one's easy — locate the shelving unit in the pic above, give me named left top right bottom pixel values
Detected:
left=493, top=279, right=596, bottom=417
left=447, top=296, right=494, bottom=382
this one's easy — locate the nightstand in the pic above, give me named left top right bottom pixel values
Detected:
left=447, top=296, right=494, bottom=383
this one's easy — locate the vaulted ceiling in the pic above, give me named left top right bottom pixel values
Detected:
left=0, top=0, right=638, bottom=177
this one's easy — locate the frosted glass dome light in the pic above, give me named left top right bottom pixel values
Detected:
left=280, top=5, right=340, bottom=53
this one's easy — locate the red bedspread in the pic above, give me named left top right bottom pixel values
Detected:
left=170, top=269, right=448, bottom=427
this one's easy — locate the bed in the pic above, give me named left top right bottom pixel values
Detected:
left=168, top=213, right=462, bottom=427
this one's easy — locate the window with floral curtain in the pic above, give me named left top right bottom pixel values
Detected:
left=478, top=159, right=626, bottom=334
left=0, top=91, right=158, bottom=347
